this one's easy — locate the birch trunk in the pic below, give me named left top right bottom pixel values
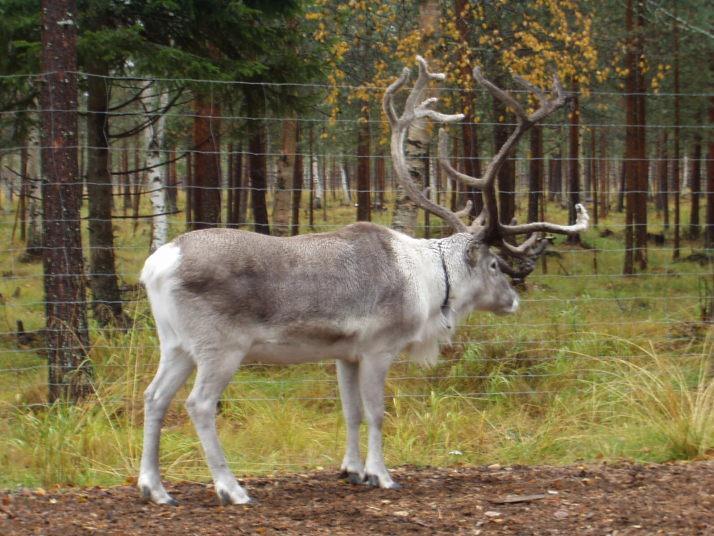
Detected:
left=24, top=127, right=42, bottom=259
left=340, top=163, right=351, bottom=205
left=148, top=87, right=169, bottom=252
left=312, top=157, right=323, bottom=209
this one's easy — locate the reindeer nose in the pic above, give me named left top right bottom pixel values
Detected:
left=507, top=294, right=519, bottom=314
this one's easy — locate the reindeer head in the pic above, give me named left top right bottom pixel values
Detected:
left=383, top=56, right=589, bottom=312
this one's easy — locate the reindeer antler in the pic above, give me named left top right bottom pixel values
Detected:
left=385, top=56, right=589, bottom=281
left=383, top=56, right=469, bottom=234
left=437, top=66, right=589, bottom=276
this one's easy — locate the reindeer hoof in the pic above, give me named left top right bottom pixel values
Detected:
left=340, top=470, right=365, bottom=485
left=364, top=473, right=401, bottom=489
left=216, top=485, right=253, bottom=506
left=140, top=484, right=178, bottom=506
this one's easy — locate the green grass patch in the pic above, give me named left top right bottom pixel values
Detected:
left=0, top=194, right=712, bottom=488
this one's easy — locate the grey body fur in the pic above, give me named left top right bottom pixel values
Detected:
left=138, top=222, right=518, bottom=505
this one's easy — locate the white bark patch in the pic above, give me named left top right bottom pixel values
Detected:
left=340, top=164, right=351, bottom=205
left=312, top=158, right=323, bottom=207
left=148, top=87, right=169, bottom=253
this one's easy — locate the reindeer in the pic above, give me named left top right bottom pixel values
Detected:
left=138, top=57, right=588, bottom=506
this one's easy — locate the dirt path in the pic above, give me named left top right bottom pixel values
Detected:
left=2, top=462, right=713, bottom=535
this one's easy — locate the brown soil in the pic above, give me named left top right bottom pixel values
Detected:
left=3, top=462, right=714, bottom=535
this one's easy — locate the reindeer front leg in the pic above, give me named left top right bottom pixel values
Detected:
left=358, top=354, right=400, bottom=489
left=337, top=360, right=364, bottom=483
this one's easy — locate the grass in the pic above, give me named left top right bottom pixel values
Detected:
left=0, top=191, right=712, bottom=489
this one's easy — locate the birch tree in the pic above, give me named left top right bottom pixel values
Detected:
left=146, top=87, right=169, bottom=252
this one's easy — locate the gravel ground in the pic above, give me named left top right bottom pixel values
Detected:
left=3, top=461, right=714, bottom=535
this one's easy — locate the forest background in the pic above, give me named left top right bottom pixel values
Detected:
left=0, top=0, right=712, bottom=488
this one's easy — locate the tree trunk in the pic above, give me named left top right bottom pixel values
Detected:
left=392, top=0, right=438, bottom=236
left=147, top=88, right=169, bottom=252
left=18, top=143, right=28, bottom=242
left=672, top=5, right=682, bottom=259
left=599, top=129, right=609, bottom=219
left=122, top=142, right=130, bottom=215
left=634, top=0, right=648, bottom=270
left=273, top=116, right=297, bottom=236
left=132, top=144, right=142, bottom=233
left=290, top=124, right=303, bottom=236
left=494, top=90, right=516, bottom=225
left=455, top=0, right=482, bottom=218
left=86, top=65, right=125, bottom=326
left=249, top=124, right=270, bottom=234
left=705, top=97, right=714, bottom=249
left=185, top=150, right=193, bottom=230
left=356, top=111, right=371, bottom=222
left=590, top=127, right=599, bottom=226
left=227, top=144, right=242, bottom=228
left=624, top=47, right=635, bottom=273
left=657, top=130, right=669, bottom=229
left=309, top=127, right=315, bottom=230
left=375, top=152, right=385, bottom=211
left=567, top=89, right=581, bottom=243
left=550, top=150, right=562, bottom=202
left=313, top=154, right=324, bottom=211
left=624, top=0, right=643, bottom=274
left=192, top=96, right=221, bottom=229
left=340, top=161, right=351, bottom=205
left=689, top=130, right=702, bottom=238
left=226, top=145, right=234, bottom=225
left=40, top=0, right=91, bottom=402
left=166, top=146, right=177, bottom=213
left=23, top=127, right=43, bottom=260
left=528, top=125, right=543, bottom=223
left=237, top=147, right=248, bottom=226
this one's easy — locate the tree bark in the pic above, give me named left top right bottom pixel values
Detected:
left=86, top=64, right=125, bottom=325
left=375, top=152, right=385, bottom=211
left=689, top=130, right=702, bottom=238
left=290, top=124, right=303, bottom=236
left=599, top=129, right=609, bottom=219
left=494, top=90, right=516, bottom=225
left=249, top=124, right=270, bottom=234
left=455, top=0, right=482, bottom=218
left=166, top=146, right=177, bottom=213
left=356, top=112, right=371, bottom=222
left=19, top=143, right=28, bottom=242
left=624, top=0, right=649, bottom=273
left=192, top=95, right=221, bottom=229
left=391, top=0, right=438, bottom=236
left=40, top=0, right=91, bottom=402
left=24, top=128, right=43, bottom=260
left=634, top=0, right=648, bottom=270
left=308, top=127, right=315, bottom=229
left=672, top=4, right=681, bottom=259
left=185, top=150, right=193, bottom=230
left=273, top=116, right=297, bottom=236
left=147, top=87, right=169, bottom=252
left=122, top=142, right=131, bottom=215
left=657, top=130, right=669, bottom=228
left=227, top=144, right=242, bottom=228
left=705, top=97, right=714, bottom=249
left=528, top=125, right=543, bottom=223
left=132, top=144, right=142, bottom=233
left=590, top=127, right=599, bottom=226
left=567, top=89, right=581, bottom=243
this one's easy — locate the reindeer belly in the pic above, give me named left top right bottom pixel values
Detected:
left=243, top=323, right=362, bottom=364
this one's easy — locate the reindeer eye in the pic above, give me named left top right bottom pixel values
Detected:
left=489, top=259, right=498, bottom=272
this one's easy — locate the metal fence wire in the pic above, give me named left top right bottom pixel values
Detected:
left=0, top=72, right=712, bottom=419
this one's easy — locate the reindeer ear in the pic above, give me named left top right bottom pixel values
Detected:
left=466, top=241, right=484, bottom=267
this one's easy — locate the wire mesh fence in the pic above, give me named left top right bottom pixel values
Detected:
left=0, top=73, right=712, bottom=478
